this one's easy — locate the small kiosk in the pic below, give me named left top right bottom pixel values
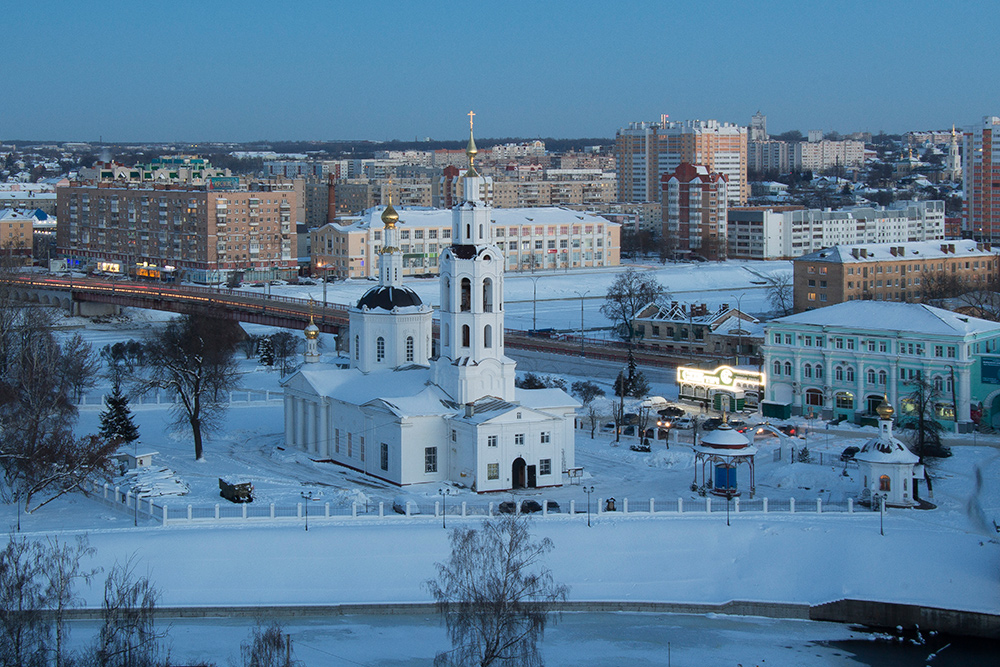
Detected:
left=677, top=365, right=765, bottom=412
left=693, top=421, right=757, bottom=497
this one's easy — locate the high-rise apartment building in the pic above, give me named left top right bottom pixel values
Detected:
left=963, top=116, right=1000, bottom=240
left=57, top=180, right=297, bottom=283
left=615, top=119, right=747, bottom=206
left=749, top=111, right=767, bottom=142
left=662, top=162, right=729, bottom=260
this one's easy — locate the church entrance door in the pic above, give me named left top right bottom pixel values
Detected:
left=527, top=465, right=537, bottom=488
left=512, top=457, right=527, bottom=489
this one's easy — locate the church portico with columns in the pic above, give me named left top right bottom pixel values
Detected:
left=762, top=301, right=1000, bottom=430
left=281, top=115, right=578, bottom=491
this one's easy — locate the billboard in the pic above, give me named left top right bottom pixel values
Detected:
left=207, top=177, right=240, bottom=191
left=981, top=356, right=1000, bottom=385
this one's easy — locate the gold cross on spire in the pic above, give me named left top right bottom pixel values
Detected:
left=468, top=110, right=475, bottom=131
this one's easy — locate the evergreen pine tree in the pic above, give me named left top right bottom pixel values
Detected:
left=258, top=336, right=275, bottom=366
left=99, top=381, right=140, bottom=445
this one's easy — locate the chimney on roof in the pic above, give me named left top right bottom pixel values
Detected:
left=465, top=403, right=474, bottom=418
left=890, top=247, right=897, bottom=257
left=941, top=243, right=949, bottom=253
left=852, top=248, right=860, bottom=259
left=860, top=248, right=868, bottom=258
left=949, top=243, right=956, bottom=253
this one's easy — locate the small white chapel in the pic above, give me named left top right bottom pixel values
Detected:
left=282, top=116, right=578, bottom=492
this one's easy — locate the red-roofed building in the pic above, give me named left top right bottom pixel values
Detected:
left=662, top=162, right=728, bottom=260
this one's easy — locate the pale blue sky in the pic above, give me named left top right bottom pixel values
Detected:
left=3, top=1, right=995, bottom=142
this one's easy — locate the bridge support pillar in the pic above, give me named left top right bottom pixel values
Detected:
left=73, top=301, right=121, bottom=317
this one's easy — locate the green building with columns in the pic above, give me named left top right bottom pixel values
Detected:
left=762, top=301, right=1000, bottom=430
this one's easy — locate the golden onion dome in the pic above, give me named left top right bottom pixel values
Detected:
left=381, top=202, right=399, bottom=229
left=876, top=396, right=894, bottom=420
left=304, top=314, right=319, bottom=340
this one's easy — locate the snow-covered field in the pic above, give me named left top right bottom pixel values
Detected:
left=4, top=259, right=999, bottom=663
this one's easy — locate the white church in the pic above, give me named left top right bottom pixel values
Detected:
left=282, top=117, right=578, bottom=492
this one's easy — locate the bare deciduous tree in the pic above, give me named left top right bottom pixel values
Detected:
left=139, top=314, right=241, bottom=460
left=600, top=267, right=667, bottom=345
left=0, top=533, right=48, bottom=667
left=426, top=512, right=567, bottom=667
left=766, top=273, right=794, bottom=316
left=94, top=557, right=163, bottom=667
left=44, top=535, right=99, bottom=667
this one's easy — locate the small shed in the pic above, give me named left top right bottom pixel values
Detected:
left=114, top=450, right=158, bottom=472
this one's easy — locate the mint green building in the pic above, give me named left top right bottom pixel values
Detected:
left=762, top=302, right=1000, bottom=430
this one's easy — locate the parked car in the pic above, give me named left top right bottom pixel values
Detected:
left=657, top=405, right=685, bottom=420
left=840, top=446, right=860, bottom=461
left=673, top=417, right=695, bottom=430
left=545, top=500, right=561, bottom=513
left=498, top=499, right=542, bottom=514
left=392, top=496, right=421, bottom=515
left=703, top=418, right=724, bottom=431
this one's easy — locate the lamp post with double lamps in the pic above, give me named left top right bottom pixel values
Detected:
left=583, top=485, right=595, bottom=527
left=439, top=487, right=454, bottom=529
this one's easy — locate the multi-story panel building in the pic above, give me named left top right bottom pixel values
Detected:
left=763, top=301, right=1000, bottom=427
left=615, top=118, right=748, bottom=205
left=312, top=206, right=619, bottom=279
left=78, top=157, right=231, bottom=186
left=791, top=239, right=998, bottom=312
left=748, top=140, right=791, bottom=173
left=793, top=139, right=865, bottom=172
left=56, top=181, right=297, bottom=283
left=662, top=162, right=728, bottom=260
left=963, top=115, right=1000, bottom=240
left=0, top=208, right=34, bottom=257
left=728, top=200, right=946, bottom=260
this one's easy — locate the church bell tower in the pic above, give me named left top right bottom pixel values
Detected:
left=432, top=113, right=516, bottom=403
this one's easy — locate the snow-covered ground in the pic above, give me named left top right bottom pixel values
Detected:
left=4, top=259, right=999, bottom=662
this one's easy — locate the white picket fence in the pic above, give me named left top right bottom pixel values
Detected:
left=85, top=480, right=875, bottom=528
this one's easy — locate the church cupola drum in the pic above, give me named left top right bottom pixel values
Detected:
left=349, top=195, right=433, bottom=372
left=432, top=112, right=517, bottom=403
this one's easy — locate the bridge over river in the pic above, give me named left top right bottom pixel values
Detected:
left=3, top=275, right=737, bottom=372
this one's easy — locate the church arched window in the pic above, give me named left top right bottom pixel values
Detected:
left=461, top=278, right=471, bottom=312
left=484, top=325, right=492, bottom=348
left=354, top=335, right=359, bottom=360
left=466, top=224, right=471, bottom=239
left=443, top=277, right=451, bottom=310
left=879, top=475, right=891, bottom=492
left=462, top=325, right=470, bottom=347
left=443, top=323, right=449, bottom=347
left=483, top=278, right=493, bottom=312
left=376, top=337, right=385, bottom=362
left=479, top=224, right=484, bottom=239
left=406, top=336, right=414, bottom=362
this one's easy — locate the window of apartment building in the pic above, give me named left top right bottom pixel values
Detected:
left=515, top=433, right=525, bottom=446
left=773, top=333, right=781, bottom=344
left=451, top=429, right=457, bottom=442
left=425, top=447, right=437, bottom=473
left=835, top=366, right=844, bottom=381
left=559, top=240, right=568, bottom=249
left=487, top=435, right=497, bottom=448
left=868, top=340, right=876, bottom=352
left=414, top=230, right=424, bottom=239
left=785, top=334, right=792, bottom=345
left=400, top=230, right=409, bottom=239
left=934, top=345, right=943, bottom=358
left=947, top=346, right=956, bottom=358
left=819, top=280, right=827, bottom=288
left=784, top=361, right=792, bottom=375
left=373, top=231, right=381, bottom=241
left=819, top=267, right=828, bottom=275
left=429, top=229, right=438, bottom=239
left=804, top=364, right=812, bottom=378
left=815, top=365, right=823, bottom=379
left=442, top=229, right=450, bottom=238
left=846, top=367, right=855, bottom=382
left=535, top=240, right=543, bottom=249
left=804, top=336, right=812, bottom=346
left=835, top=337, right=843, bottom=349
left=334, top=429, right=340, bottom=453
left=820, top=294, right=827, bottom=301
left=487, top=463, right=499, bottom=480
left=540, top=459, right=552, bottom=476
left=807, top=292, right=816, bottom=301
left=848, top=267, right=854, bottom=275
left=808, top=266, right=815, bottom=274
left=773, top=361, right=781, bottom=376
left=380, top=443, right=389, bottom=471
left=847, top=339, right=855, bottom=350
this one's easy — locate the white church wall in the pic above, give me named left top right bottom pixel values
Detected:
left=398, top=415, right=449, bottom=486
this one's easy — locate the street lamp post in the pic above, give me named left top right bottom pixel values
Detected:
left=946, top=365, right=960, bottom=434
left=301, top=491, right=315, bottom=531
left=574, top=290, right=589, bottom=357
left=725, top=490, right=733, bottom=527
left=439, top=488, right=453, bottom=529
left=874, top=492, right=886, bottom=536
left=530, top=277, right=541, bottom=331
left=730, top=293, right=745, bottom=365
left=583, top=485, right=595, bottom=527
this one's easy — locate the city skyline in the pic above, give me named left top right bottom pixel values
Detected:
left=3, top=1, right=996, bottom=143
